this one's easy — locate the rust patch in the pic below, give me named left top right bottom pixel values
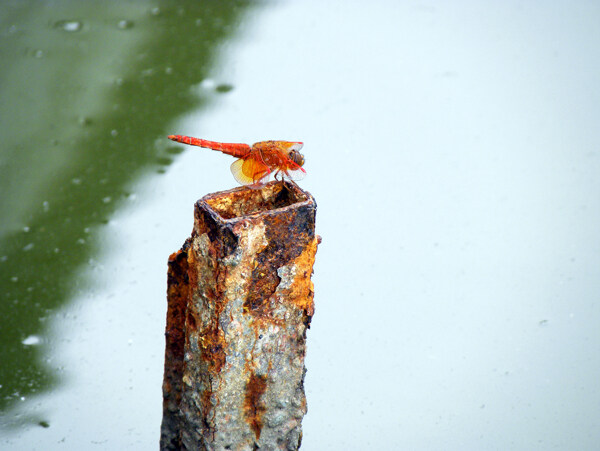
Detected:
left=165, top=246, right=190, bottom=363
left=198, top=325, right=226, bottom=372
left=185, top=309, right=197, bottom=331
left=161, top=241, right=192, bottom=449
left=285, top=236, right=319, bottom=319
left=185, top=239, right=227, bottom=374
left=194, top=201, right=238, bottom=257
left=191, top=230, right=230, bottom=438
left=203, top=181, right=306, bottom=219
left=244, top=373, right=268, bottom=439
left=243, top=202, right=315, bottom=315
left=198, top=273, right=228, bottom=374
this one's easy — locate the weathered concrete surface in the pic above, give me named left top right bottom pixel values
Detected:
left=161, top=182, right=318, bottom=451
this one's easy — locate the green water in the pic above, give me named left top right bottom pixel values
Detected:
left=0, top=0, right=252, bottom=415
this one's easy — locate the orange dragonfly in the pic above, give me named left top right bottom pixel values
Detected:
left=167, top=135, right=306, bottom=189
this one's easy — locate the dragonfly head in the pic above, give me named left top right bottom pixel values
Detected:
left=286, top=142, right=305, bottom=167
left=289, top=149, right=305, bottom=167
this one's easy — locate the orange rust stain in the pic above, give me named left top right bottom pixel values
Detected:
left=185, top=246, right=199, bottom=296
left=199, top=331, right=226, bottom=371
left=285, top=236, right=319, bottom=318
left=244, top=373, right=268, bottom=439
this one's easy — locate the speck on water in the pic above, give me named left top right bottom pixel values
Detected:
left=54, top=20, right=83, bottom=32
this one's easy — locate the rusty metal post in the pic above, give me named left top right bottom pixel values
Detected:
left=160, top=181, right=318, bottom=450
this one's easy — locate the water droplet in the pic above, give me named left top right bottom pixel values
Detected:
left=34, top=50, right=44, bottom=58
left=72, top=178, right=82, bottom=185
left=22, top=243, right=34, bottom=251
left=77, top=238, right=86, bottom=245
left=117, top=20, right=134, bottom=30
left=23, top=226, right=30, bottom=232
left=43, top=201, right=50, bottom=212
left=78, top=116, right=92, bottom=126
left=54, top=20, right=83, bottom=32
left=165, top=67, right=173, bottom=75
left=150, top=7, right=161, bottom=16
left=22, top=335, right=41, bottom=346
left=110, top=129, right=118, bottom=137
left=215, top=83, right=234, bottom=93
left=102, top=196, right=112, bottom=204
left=0, top=256, right=7, bottom=262
left=11, top=276, right=18, bottom=282
left=156, top=157, right=173, bottom=166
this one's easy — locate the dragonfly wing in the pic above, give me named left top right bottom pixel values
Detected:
left=230, top=156, right=271, bottom=188
left=281, top=160, right=307, bottom=181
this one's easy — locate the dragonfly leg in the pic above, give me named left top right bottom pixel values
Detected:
left=274, top=170, right=286, bottom=188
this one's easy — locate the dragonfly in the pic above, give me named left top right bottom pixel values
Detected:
left=167, top=135, right=306, bottom=189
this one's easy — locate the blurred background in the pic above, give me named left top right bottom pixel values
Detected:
left=1, top=1, right=599, bottom=449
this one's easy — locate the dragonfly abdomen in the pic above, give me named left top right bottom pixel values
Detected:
left=168, top=135, right=250, bottom=158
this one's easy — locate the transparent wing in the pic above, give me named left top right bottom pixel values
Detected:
left=230, top=157, right=271, bottom=188
left=281, top=160, right=307, bottom=181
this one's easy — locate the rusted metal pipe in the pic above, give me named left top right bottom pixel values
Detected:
left=160, top=181, right=319, bottom=450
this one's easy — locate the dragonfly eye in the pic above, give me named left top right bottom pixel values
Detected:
left=290, top=150, right=305, bottom=167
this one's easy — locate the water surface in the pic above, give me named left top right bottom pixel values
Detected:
left=1, top=1, right=600, bottom=450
